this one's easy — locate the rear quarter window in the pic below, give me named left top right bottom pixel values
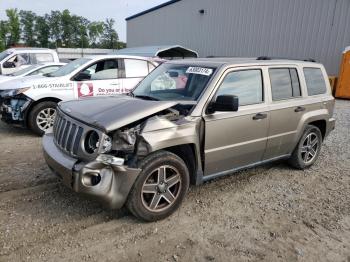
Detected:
left=303, top=68, right=327, bottom=96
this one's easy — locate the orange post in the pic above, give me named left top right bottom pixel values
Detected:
left=335, top=47, right=350, bottom=99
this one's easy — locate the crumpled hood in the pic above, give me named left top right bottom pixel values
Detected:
left=59, top=95, right=178, bottom=132
left=0, top=75, right=57, bottom=91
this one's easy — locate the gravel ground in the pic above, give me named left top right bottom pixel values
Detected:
left=0, top=100, right=349, bottom=262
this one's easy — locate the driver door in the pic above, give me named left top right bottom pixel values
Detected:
left=203, top=68, right=270, bottom=177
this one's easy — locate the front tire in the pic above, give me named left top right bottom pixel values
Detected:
left=126, top=151, right=190, bottom=222
left=288, top=125, right=323, bottom=169
left=28, top=101, right=57, bottom=136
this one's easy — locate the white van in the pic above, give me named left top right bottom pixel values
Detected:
left=0, top=48, right=60, bottom=75
left=0, top=55, right=163, bottom=134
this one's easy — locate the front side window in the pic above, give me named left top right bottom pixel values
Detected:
left=133, top=64, right=216, bottom=101
left=269, top=68, right=301, bottom=100
left=216, top=69, right=263, bottom=106
left=84, top=59, right=119, bottom=80
left=303, top=68, right=327, bottom=96
left=124, top=59, right=149, bottom=78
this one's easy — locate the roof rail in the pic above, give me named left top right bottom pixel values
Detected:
left=256, top=56, right=316, bottom=62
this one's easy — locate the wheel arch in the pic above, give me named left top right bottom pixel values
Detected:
left=24, top=97, right=61, bottom=126
left=307, top=120, right=326, bottom=140
left=160, top=143, right=199, bottom=185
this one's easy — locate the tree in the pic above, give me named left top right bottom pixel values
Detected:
left=19, top=10, right=36, bottom=46
left=6, top=9, right=21, bottom=46
left=101, top=18, right=119, bottom=49
left=88, top=21, right=104, bottom=47
left=0, top=21, right=8, bottom=50
left=49, top=10, right=62, bottom=48
left=35, top=15, right=50, bottom=48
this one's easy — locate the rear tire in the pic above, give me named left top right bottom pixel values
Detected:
left=126, top=151, right=190, bottom=222
left=28, top=101, right=57, bottom=136
left=288, top=125, right=322, bottom=169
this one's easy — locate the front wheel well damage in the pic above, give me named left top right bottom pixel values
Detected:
left=161, top=144, right=198, bottom=185
left=25, top=97, right=61, bottom=125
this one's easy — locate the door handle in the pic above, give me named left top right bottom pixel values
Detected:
left=252, top=113, right=267, bottom=120
left=295, top=106, right=306, bottom=112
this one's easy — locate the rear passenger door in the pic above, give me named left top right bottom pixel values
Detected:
left=263, top=67, right=306, bottom=160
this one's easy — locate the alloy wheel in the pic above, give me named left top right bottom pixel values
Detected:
left=36, top=107, right=56, bottom=131
left=300, top=132, right=319, bottom=164
left=141, top=165, right=182, bottom=212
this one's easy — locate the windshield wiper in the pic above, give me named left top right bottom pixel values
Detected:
left=134, top=95, right=159, bottom=101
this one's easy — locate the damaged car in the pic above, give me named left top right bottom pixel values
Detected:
left=43, top=58, right=335, bottom=221
left=0, top=55, right=162, bottom=135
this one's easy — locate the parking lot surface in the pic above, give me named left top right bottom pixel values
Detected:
left=0, top=100, right=349, bottom=262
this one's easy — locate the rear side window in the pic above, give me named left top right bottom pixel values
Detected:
left=216, top=69, right=263, bottom=106
left=31, top=53, right=54, bottom=64
left=269, top=68, right=301, bottom=100
left=124, top=59, right=149, bottom=78
left=303, top=68, right=327, bottom=96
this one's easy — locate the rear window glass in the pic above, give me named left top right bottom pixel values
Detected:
left=303, top=68, right=327, bottom=96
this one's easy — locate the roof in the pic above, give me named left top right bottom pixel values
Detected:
left=114, top=45, right=198, bottom=58
left=167, top=57, right=322, bottom=68
left=126, top=0, right=182, bottom=21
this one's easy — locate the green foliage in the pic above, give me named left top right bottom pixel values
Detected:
left=19, top=10, right=36, bottom=46
left=6, top=8, right=21, bottom=46
left=0, top=8, right=126, bottom=50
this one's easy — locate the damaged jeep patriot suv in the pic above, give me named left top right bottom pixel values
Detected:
left=43, top=58, right=335, bottom=221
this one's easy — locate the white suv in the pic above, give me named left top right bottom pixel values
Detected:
left=0, top=55, right=162, bottom=134
left=0, top=48, right=60, bottom=75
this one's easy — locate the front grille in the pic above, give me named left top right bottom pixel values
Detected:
left=53, top=111, right=84, bottom=156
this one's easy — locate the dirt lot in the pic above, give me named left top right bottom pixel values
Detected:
left=0, top=100, right=349, bottom=262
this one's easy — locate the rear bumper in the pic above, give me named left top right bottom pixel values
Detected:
left=43, top=133, right=141, bottom=209
left=325, top=117, right=336, bottom=138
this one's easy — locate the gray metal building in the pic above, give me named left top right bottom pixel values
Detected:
left=126, top=0, right=350, bottom=75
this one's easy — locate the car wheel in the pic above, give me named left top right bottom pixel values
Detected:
left=28, top=101, right=57, bottom=136
left=126, top=151, right=190, bottom=222
left=288, top=125, right=323, bottom=169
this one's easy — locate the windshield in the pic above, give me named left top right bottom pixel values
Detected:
left=133, top=63, right=216, bottom=101
left=10, top=65, right=39, bottom=76
left=0, top=50, right=10, bottom=61
left=48, top=58, right=91, bottom=77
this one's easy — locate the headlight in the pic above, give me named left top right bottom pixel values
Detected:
left=100, top=135, right=112, bottom=153
left=84, top=131, right=100, bottom=154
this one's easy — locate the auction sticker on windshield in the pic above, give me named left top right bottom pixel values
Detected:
left=186, top=67, right=213, bottom=76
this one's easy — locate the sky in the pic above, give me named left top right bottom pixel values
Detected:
left=0, top=0, right=167, bottom=42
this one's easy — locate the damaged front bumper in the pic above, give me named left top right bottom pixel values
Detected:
left=0, top=93, right=32, bottom=126
left=42, top=133, right=141, bottom=209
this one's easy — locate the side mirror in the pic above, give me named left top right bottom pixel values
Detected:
left=3, top=61, right=15, bottom=68
left=74, top=72, right=91, bottom=81
left=208, top=95, right=239, bottom=114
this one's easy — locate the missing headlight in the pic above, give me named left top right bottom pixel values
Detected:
left=84, top=131, right=99, bottom=154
